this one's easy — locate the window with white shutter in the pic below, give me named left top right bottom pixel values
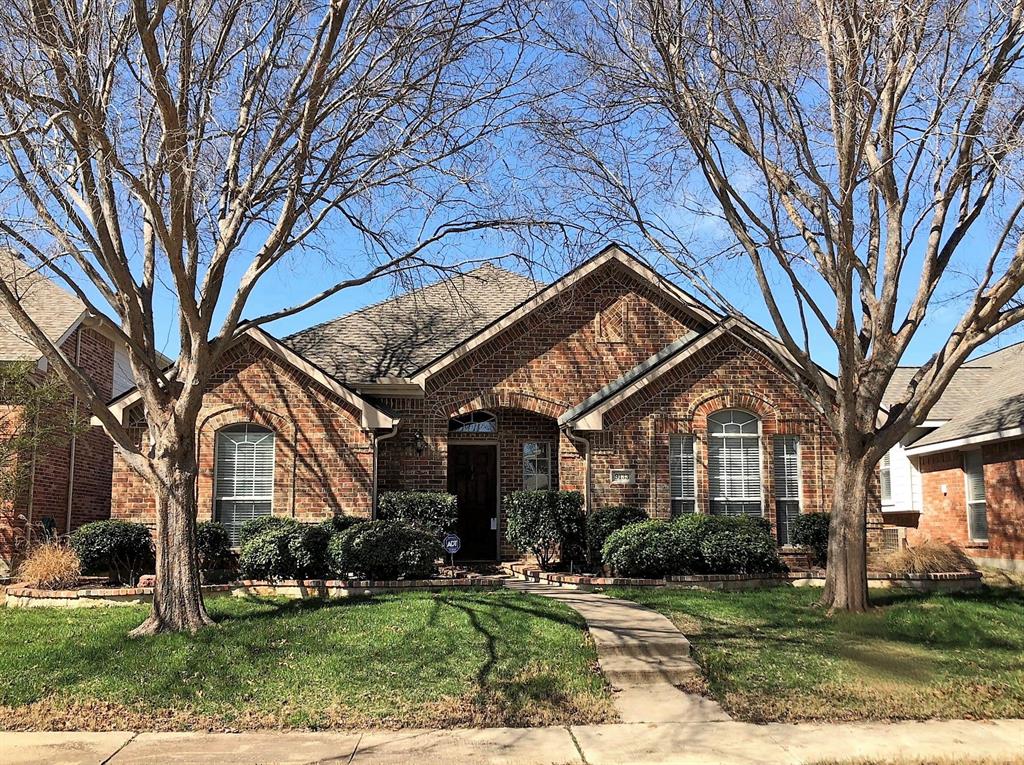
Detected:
left=215, top=423, right=275, bottom=546
left=773, top=436, right=800, bottom=544
left=880, top=452, right=892, bottom=504
left=708, top=410, right=762, bottom=517
left=669, top=435, right=696, bottom=516
left=963, top=450, right=988, bottom=542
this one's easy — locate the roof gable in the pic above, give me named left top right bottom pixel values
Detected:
left=285, top=263, right=542, bottom=383
left=0, top=254, right=87, bottom=362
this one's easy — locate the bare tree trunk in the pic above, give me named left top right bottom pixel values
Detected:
left=821, top=452, right=872, bottom=613
left=129, top=438, right=213, bottom=637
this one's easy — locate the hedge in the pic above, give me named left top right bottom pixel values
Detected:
left=237, top=521, right=332, bottom=580
left=69, top=520, right=154, bottom=585
left=195, top=521, right=231, bottom=571
left=586, top=505, right=648, bottom=566
left=792, top=512, right=830, bottom=566
left=376, top=491, right=457, bottom=536
left=328, top=520, right=443, bottom=580
left=503, top=490, right=585, bottom=569
left=602, top=514, right=786, bottom=577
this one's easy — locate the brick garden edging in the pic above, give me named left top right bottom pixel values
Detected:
left=4, top=576, right=505, bottom=608
left=504, top=562, right=983, bottom=593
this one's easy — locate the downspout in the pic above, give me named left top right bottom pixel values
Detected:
left=561, top=426, right=592, bottom=515
left=371, top=423, right=400, bottom=520
left=64, top=330, right=83, bottom=535
left=24, top=411, right=40, bottom=548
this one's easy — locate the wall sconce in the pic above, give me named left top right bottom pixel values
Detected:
left=412, top=430, right=427, bottom=455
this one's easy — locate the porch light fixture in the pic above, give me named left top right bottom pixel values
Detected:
left=411, top=429, right=427, bottom=455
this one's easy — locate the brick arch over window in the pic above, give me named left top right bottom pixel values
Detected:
left=197, top=405, right=297, bottom=523
left=441, top=391, right=570, bottom=421
left=689, top=390, right=780, bottom=431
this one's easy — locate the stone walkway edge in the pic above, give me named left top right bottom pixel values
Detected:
left=3, top=720, right=1023, bottom=765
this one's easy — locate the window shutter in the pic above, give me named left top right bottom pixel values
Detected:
left=963, top=451, right=988, bottom=542
left=669, top=435, right=695, bottom=515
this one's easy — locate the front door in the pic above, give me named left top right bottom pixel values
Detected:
left=447, top=444, right=498, bottom=560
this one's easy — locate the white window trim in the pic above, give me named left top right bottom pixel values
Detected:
left=214, top=424, right=275, bottom=545
left=523, top=442, right=552, bottom=491
left=963, top=449, right=988, bottom=543
left=880, top=451, right=893, bottom=506
left=707, top=410, right=764, bottom=516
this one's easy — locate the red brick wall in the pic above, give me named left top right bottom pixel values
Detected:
left=1, top=326, right=115, bottom=573
left=909, top=439, right=1024, bottom=567
left=110, top=338, right=374, bottom=529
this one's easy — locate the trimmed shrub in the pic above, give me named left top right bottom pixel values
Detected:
left=69, top=520, right=153, bottom=585
left=328, top=520, right=443, bottom=580
left=238, top=516, right=300, bottom=547
left=586, top=505, right=648, bottom=566
left=319, top=514, right=365, bottom=535
left=699, top=528, right=787, bottom=575
left=875, top=540, right=977, bottom=575
left=17, top=542, right=80, bottom=589
left=503, top=490, right=586, bottom=569
left=792, top=512, right=830, bottom=566
left=603, top=514, right=787, bottom=577
left=601, top=520, right=688, bottom=578
left=195, top=521, right=231, bottom=571
left=237, top=522, right=332, bottom=581
left=377, top=492, right=457, bottom=536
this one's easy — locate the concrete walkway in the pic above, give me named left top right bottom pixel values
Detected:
left=4, top=720, right=1023, bottom=764
left=506, top=578, right=730, bottom=723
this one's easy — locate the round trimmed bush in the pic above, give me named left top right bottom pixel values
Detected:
left=792, top=512, right=830, bottom=566
left=238, top=515, right=300, bottom=547
left=377, top=492, right=457, bottom=535
left=699, top=528, right=786, bottom=575
left=319, top=514, right=365, bottom=535
left=586, top=506, right=648, bottom=566
left=195, top=521, right=231, bottom=571
left=328, top=520, right=443, bottom=580
left=601, top=520, right=690, bottom=578
left=504, top=490, right=586, bottom=569
left=237, top=521, right=332, bottom=581
left=69, top=520, right=153, bottom=585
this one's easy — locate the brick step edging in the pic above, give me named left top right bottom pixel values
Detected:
left=5, top=576, right=506, bottom=608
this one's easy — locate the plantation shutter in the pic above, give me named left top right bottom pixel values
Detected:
left=773, top=436, right=801, bottom=545
left=708, top=410, right=762, bottom=517
left=880, top=452, right=892, bottom=503
left=215, top=424, right=275, bottom=546
left=963, top=451, right=988, bottom=542
left=669, top=435, right=695, bottom=515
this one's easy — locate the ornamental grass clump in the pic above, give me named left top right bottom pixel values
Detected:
left=875, top=540, right=977, bottom=575
left=17, top=542, right=80, bottom=589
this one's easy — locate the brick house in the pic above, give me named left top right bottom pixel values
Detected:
left=110, top=246, right=876, bottom=559
left=0, top=255, right=134, bottom=576
left=882, top=343, right=1024, bottom=570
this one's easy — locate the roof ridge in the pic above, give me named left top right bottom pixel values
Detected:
left=965, top=338, right=1024, bottom=365
left=285, top=261, right=542, bottom=342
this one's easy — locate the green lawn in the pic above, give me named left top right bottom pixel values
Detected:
left=605, top=585, right=1024, bottom=723
left=0, top=591, right=614, bottom=730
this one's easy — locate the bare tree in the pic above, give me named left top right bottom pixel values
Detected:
left=0, top=0, right=543, bottom=633
left=536, top=0, right=1024, bottom=610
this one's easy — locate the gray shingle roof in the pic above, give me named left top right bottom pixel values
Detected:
left=886, top=341, right=1024, bottom=449
left=0, top=254, right=86, bottom=362
left=285, top=263, right=544, bottom=383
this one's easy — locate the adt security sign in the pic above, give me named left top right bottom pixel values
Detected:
left=443, top=533, right=461, bottom=556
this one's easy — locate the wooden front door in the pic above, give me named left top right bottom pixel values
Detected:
left=447, top=444, right=498, bottom=560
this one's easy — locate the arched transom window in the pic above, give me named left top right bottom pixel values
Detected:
left=448, top=411, right=497, bottom=434
left=707, top=410, right=762, bottom=517
left=215, top=423, right=275, bottom=546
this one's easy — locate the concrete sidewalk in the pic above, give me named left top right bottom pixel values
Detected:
left=3, top=720, right=1023, bottom=765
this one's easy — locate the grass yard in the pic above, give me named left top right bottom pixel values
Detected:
left=606, top=584, right=1024, bottom=723
left=0, top=591, right=615, bottom=731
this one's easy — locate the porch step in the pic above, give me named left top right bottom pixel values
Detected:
left=597, top=637, right=691, bottom=659
left=599, top=652, right=702, bottom=688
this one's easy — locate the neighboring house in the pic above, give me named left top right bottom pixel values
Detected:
left=110, top=246, right=883, bottom=559
left=882, top=343, right=1024, bottom=570
left=0, top=255, right=134, bottom=576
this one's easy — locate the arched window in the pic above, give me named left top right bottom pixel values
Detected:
left=707, top=410, right=762, bottom=517
left=448, top=411, right=497, bottom=434
left=215, top=423, right=275, bottom=546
